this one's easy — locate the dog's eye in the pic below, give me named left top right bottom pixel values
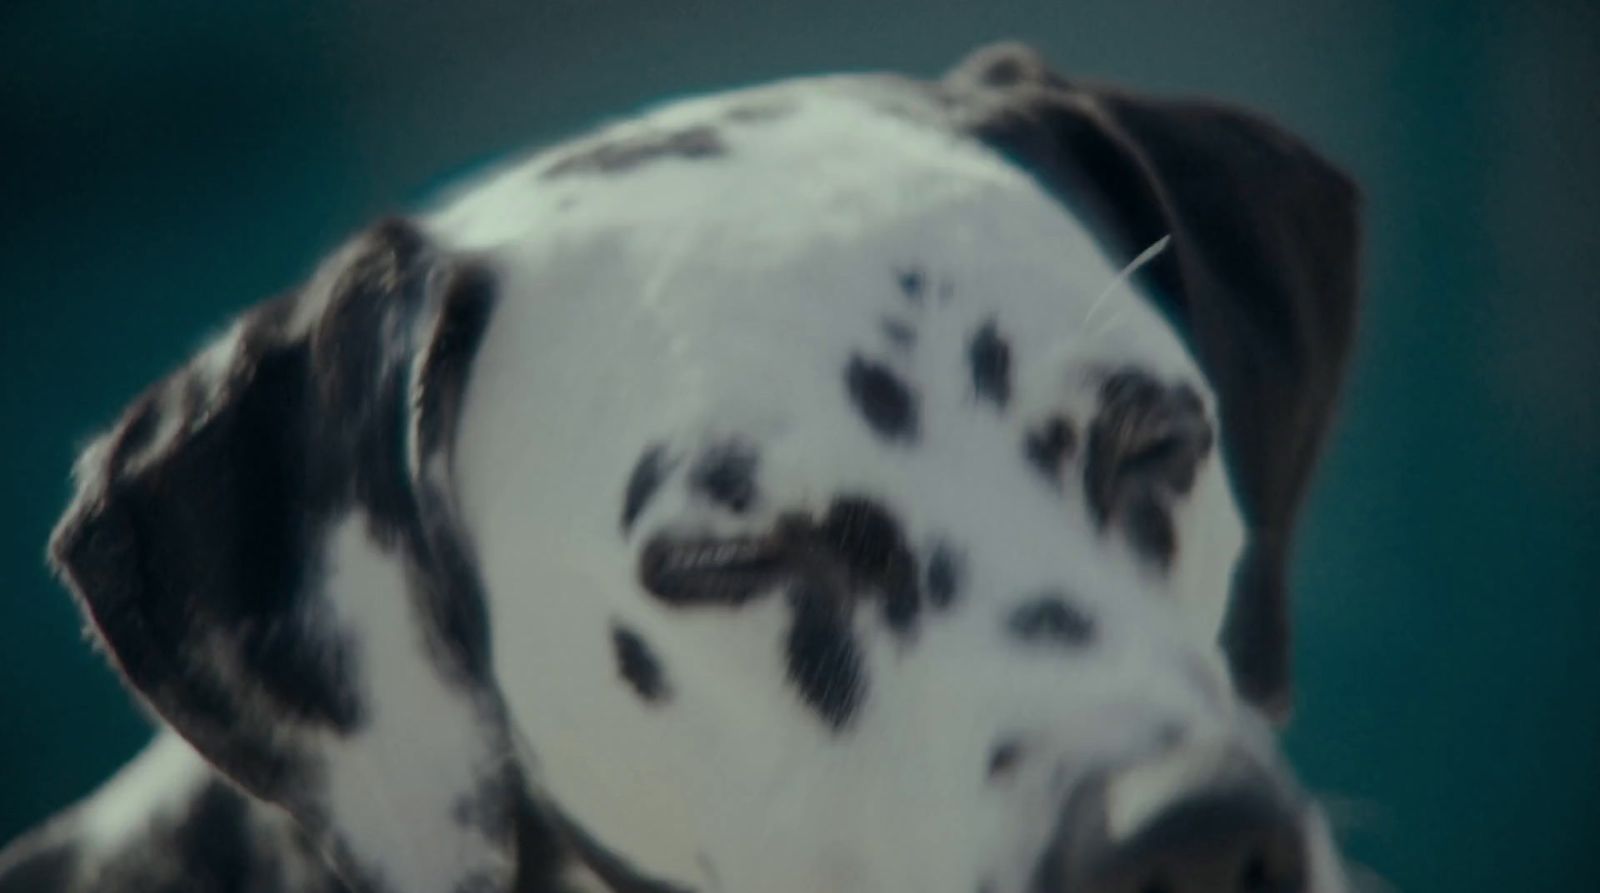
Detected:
left=639, top=534, right=791, bottom=606
left=1086, top=372, right=1214, bottom=520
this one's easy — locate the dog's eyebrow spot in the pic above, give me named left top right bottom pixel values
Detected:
left=1007, top=593, right=1096, bottom=648
left=1024, top=416, right=1077, bottom=483
left=690, top=439, right=760, bottom=513
left=926, top=542, right=964, bottom=609
left=637, top=534, right=788, bottom=607
left=968, top=318, right=1011, bottom=408
left=845, top=355, right=919, bottom=443
left=544, top=124, right=726, bottom=178
left=621, top=443, right=675, bottom=533
left=785, top=579, right=867, bottom=730
left=611, top=623, right=670, bottom=704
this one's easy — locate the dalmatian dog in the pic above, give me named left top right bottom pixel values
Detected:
left=0, top=43, right=1360, bottom=893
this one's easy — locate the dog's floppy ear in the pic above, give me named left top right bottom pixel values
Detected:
left=944, top=43, right=1362, bottom=720
left=50, top=219, right=520, bottom=892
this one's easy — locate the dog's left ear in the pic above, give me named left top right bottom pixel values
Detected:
left=944, top=44, right=1363, bottom=721
left=50, top=220, right=520, bottom=892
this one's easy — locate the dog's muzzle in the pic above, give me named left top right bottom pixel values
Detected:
left=1037, top=743, right=1309, bottom=893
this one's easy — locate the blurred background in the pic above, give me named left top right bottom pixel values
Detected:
left=2, top=1, right=1596, bottom=889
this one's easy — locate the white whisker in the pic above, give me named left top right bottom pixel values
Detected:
left=1079, top=234, right=1171, bottom=331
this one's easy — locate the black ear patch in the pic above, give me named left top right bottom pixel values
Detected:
left=48, top=219, right=524, bottom=891
left=415, top=266, right=497, bottom=463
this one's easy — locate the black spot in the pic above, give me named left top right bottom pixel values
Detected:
left=313, top=218, right=436, bottom=543
left=1008, top=594, right=1096, bottom=647
left=415, top=264, right=497, bottom=462
left=638, top=534, right=789, bottom=607
left=969, top=318, right=1012, bottom=407
left=59, top=336, right=366, bottom=741
left=1124, top=494, right=1177, bottom=568
left=413, top=506, right=496, bottom=690
left=1084, top=370, right=1213, bottom=571
left=926, top=543, right=964, bottom=609
left=622, top=444, right=675, bottom=533
left=507, top=787, right=582, bottom=893
left=449, top=763, right=523, bottom=847
left=819, top=497, right=906, bottom=579
left=1084, top=370, right=1213, bottom=525
left=897, top=267, right=926, bottom=304
left=689, top=440, right=760, bottom=513
left=785, top=580, right=866, bottom=729
left=1024, top=416, right=1077, bottom=482
left=819, top=497, right=921, bottom=632
left=545, top=806, right=699, bottom=893
left=544, top=124, right=726, bottom=178
left=987, top=740, right=1024, bottom=779
left=612, top=624, right=670, bottom=703
left=845, top=355, right=919, bottom=442
left=172, top=781, right=256, bottom=890
left=880, top=317, right=917, bottom=349
left=48, top=219, right=512, bottom=811
left=0, top=840, right=76, bottom=893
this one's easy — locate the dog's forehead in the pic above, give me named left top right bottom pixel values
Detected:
left=433, top=77, right=1209, bottom=508
left=437, top=71, right=1245, bottom=760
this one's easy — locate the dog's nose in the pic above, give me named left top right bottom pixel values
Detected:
left=1039, top=745, right=1309, bottom=893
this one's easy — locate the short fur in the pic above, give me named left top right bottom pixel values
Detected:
left=1, top=44, right=1359, bottom=893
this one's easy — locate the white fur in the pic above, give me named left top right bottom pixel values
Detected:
left=425, top=80, right=1308, bottom=893
left=313, top=513, right=517, bottom=891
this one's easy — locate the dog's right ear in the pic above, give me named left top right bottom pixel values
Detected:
left=49, top=220, right=523, bottom=893
left=942, top=43, right=1363, bottom=721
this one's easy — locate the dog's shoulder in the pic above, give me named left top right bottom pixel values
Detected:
left=0, top=733, right=347, bottom=893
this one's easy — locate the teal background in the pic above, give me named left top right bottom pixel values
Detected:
left=2, top=2, right=1596, bottom=890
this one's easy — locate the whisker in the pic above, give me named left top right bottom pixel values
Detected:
left=1079, top=234, right=1171, bottom=331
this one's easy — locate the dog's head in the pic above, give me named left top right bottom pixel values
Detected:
left=50, top=44, right=1360, bottom=893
